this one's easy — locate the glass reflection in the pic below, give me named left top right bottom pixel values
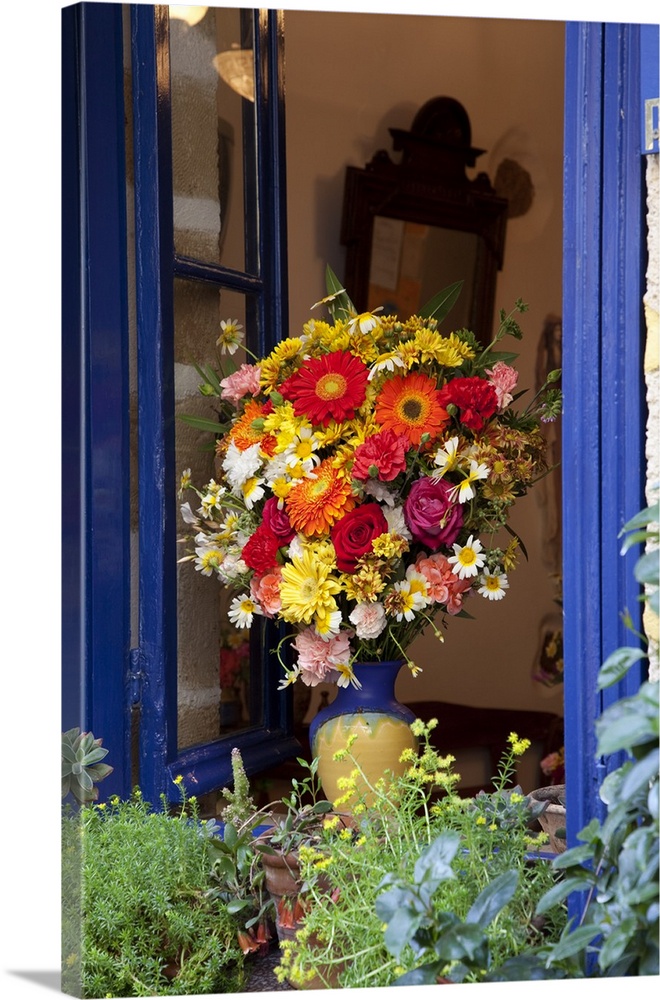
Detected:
left=169, top=6, right=254, bottom=269
left=173, top=278, right=260, bottom=750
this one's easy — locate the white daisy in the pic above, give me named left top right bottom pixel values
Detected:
left=453, top=459, right=490, bottom=504
left=367, top=351, right=405, bottom=381
left=216, top=318, right=244, bottom=355
left=346, top=308, right=383, bottom=335
left=448, top=535, right=486, bottom=579
left=477, top=568, right=509, bottom=601
left=433, top=436, right=461, bottom=477
left=228, top=594, right=261, bottom=628
left=334, top=662, right=362, bottom=689
left=180, top=501, right=199, bottom=526
left=242, top=476, right=265, bottom=510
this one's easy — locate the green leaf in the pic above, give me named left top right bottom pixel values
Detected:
left=413, top=831, right=460, bottom=885
left=418, top=280, right=464, bottom=322
left=598, top=646, right=647, bottom=689
left=598, top=918, right=637, bottom=972
left=620, top=748, right=660, bottom=800
left=620, top=501, right=659, bottom=536
left=324, top=264, right=355, bottom=322
left=549, top=924, right=600, bottom=962
left=535, top=875, right=594, bottom=914
left=466, top=869, right=518, bottom=926
left=177, top=414, right=229, bottom=435
left=394, top=964, right=440, bottom=986
left=634, top=550, right=660, bottom=587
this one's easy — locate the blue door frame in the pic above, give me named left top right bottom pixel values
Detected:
left=562, top=20, right=648, bottom=846
left=62, top=8, right=652, bottom=821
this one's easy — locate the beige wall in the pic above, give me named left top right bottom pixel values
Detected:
left=284, top=11, right=566, bottom=739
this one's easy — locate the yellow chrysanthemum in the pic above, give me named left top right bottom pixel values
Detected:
left=410, top=329, right=466, bottom=367
left=259, top=338, right=305, bottom=392
left=279, top=550, right=341, bottom=624
left=371, top=532, right=409, bottom=559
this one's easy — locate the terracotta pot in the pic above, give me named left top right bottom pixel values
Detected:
left=529, top=784, right=567, bottom=853
left=259, top=849, right=303, bottom=905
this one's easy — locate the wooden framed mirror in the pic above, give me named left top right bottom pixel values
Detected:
left=341, top=96, right=508, bottom=341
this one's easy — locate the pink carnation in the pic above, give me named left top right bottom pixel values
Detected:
left=250, top=567, right=283, bottom=618
left=292, top=628, right=352, bottom=687
left=220, top=363, right=262, bottom=405
left=351, top=429, right=409, bottom=482
left=485, top=361, right=518, bottom=409
left=415, top=551, right=473, bottom=614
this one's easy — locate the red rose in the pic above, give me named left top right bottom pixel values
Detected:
left=241, top=525, right=281, bottom=574
left=262, top=497, right=295, bottom=543
left=438, top=376, right=498, bottom=431
left=330, top=502, right=389, bottom=573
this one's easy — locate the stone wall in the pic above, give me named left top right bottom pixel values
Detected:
left=644, top=153, right=659, bottom=682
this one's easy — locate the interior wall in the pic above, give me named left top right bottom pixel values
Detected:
left=283, top=11, right=566, bottom=736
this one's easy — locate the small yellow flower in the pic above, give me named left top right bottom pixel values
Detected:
left=323, top=814, right=341, bottom=830
left=476, top=815, right=487, bottom=826
left=489, top=823, right=498, bottom=832
left=174, top=774, right=184, bottom=786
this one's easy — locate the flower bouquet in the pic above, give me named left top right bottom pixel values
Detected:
left=178, top=267, right=561, bottom=691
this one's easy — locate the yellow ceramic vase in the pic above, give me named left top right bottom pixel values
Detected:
left=309, top=661, right=418, bottom=807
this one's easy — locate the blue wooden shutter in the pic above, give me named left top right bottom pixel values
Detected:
left=62, top=1, right=132, bottom=799
left=62, top=3, right=295, bottom=805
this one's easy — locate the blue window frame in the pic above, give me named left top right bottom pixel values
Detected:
left=62, top=2, right=297, bottom=805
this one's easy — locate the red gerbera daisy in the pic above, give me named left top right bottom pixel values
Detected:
left=279, top=350, right=369, bottom=426
left=375, top=372, right=449, bottom=447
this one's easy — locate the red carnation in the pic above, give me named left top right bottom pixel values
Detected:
left=279, top=350, right=369, bottom=426
left=438, top=376, right=498, bottom=431
left=241, top=525, right=281, bottom=574
left=352, top=428, right=409, bottom=482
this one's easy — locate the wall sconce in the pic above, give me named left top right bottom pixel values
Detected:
left=168, top=5, right=208, bottom=27
left=213, top=47, right=255, bottom=103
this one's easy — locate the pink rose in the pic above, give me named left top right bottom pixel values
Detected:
left=403, top=477, right=463, bottom=550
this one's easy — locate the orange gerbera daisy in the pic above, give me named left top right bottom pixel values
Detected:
left=375, top=372, right=449, bottom=447
left=279, top=350, right=369, bottom=426
left=231, top=400, right=277, bottom=456
left=285, top=459, right=356, bottom=536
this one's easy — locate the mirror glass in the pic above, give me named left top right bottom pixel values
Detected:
left=342, top=96, right=508, bottom=341
left=368, top=217, right=478, bottom=328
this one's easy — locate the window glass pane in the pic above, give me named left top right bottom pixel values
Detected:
left=174, top=277, right=262, bottom=751
left=169, top=6, right=255, bottom=270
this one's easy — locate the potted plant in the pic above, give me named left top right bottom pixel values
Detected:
left=273, top=722, right=564, bottom=990
left=62, top=778, right=248, bottom=997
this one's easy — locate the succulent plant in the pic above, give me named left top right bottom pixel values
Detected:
left=62, top=728, right=113, bottom=804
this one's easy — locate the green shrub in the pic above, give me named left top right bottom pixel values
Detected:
left=62, top=787, right=247, bottom=997
left=274, top=724, right=565, bottom=989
